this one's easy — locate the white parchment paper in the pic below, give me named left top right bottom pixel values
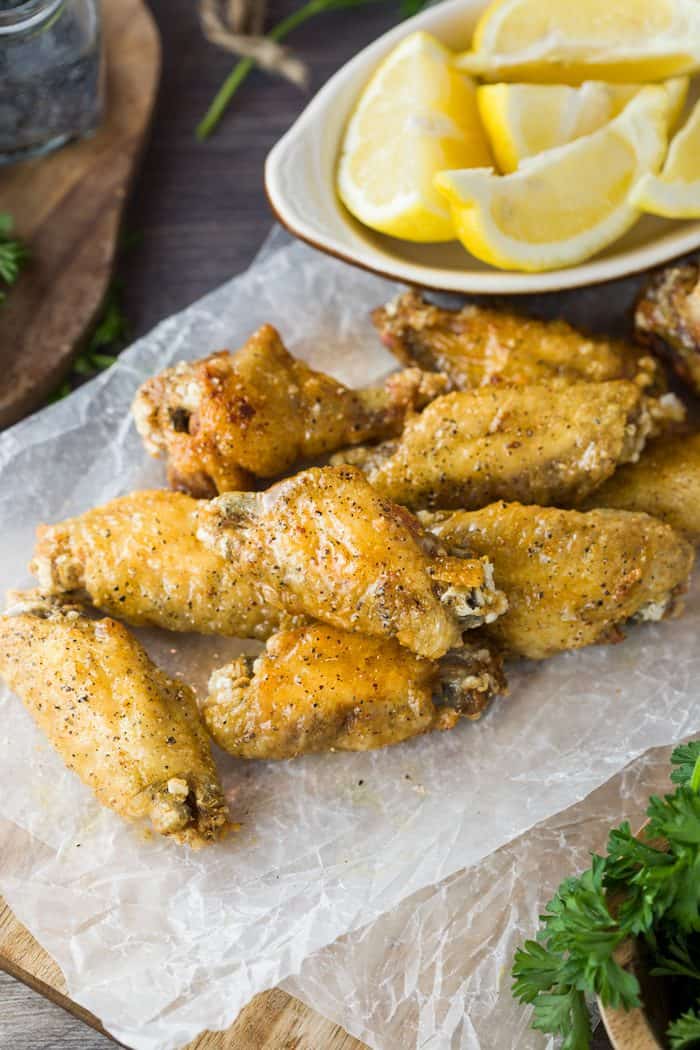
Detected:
left=0, top=233, right=698, bottom=1050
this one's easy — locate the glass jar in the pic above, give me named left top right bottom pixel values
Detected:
left=0, top=0, right=104, bottom=165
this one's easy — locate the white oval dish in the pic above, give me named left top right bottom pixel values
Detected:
left=264, top=0, right=700, bottom=295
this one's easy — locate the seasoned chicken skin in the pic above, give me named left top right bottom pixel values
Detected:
left=584, top=432, right=700, bottom=545
left=333, top=380, right=679, bottom=511
left=132, top=323, right=447, bottom=496
left=374, top=290, right=663, bottom=392
left=31, top=471, right=506, bottom=657
left=197, top=466, right=507, bottom=659
left=31, top=489, right=289, bottom=639
left=203, top=623, right=506, bottom=759
left=635, top=263, right=700, bottom=394
left=423, top=503, right=694, bottom=660
left=0, top=592, right=228, bottom=847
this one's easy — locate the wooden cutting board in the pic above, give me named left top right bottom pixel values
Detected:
left=0, top=896, right=366, bottom=1048
left=0, top=0, right=160, bottom=429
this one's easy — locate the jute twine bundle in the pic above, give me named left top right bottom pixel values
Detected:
left=198, top=0, right=309, bottom=87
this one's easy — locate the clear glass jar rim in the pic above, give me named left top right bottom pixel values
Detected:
left=0, top=0, right=64, bottom=34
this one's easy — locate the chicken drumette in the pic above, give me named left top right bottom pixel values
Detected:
left=373, top=290, right=663, bottom=392
left=333, top=380, right=680, bottom=511
left=635, top=262, right=700, bottom=394
left=132, top=323, right=446, bottom=496
left=0, top=592, right=229, bottom=847
left=32, top=468, right=506, bottom=659
left=585, top=432, right=700, bottom=545
left=203, top=623, right=506, bottom=759
left=423, top=503, right=694, bottom=660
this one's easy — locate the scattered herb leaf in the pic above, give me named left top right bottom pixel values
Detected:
left=0, top=212, right=28, bottom=303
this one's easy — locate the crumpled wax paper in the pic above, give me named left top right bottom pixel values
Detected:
left=285, top=744, right=679, bottom=1050
left=0, top=231, right=698, bottom=1050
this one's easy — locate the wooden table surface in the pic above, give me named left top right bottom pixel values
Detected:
left=0, top=0, right=619, bottom=1046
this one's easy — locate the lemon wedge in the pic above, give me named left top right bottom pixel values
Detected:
left=477, top=79, right=688, bottom=173
left=434, top=86, right=671, bottom=272
left=631, top=98, right=700, bottom=217
left=458, top=0, right=700, bottom=83
left=337, top=31, right=493, bottom=242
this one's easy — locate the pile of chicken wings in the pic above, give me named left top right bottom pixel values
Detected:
left=2, top=261, right=699, bottom=848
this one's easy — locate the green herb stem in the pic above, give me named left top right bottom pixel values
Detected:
left=196, top=0, right=416, bottom=141
left=197, top=0, right=334, bottom=141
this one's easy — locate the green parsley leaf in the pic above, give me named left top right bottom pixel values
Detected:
left=669, top=1007, right=700, bottom=1050
left=653, top=935, right=700, bottom=982
left=0, top=212, right=28, bottom=301
left=532, top=987, right=591, bottom=1049
left=672, top=743, right=700, bottom=788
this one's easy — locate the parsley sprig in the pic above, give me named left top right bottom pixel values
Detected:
left=49, top=283, right=128, bottom=402
left=197, top=0, right=429, bottom=140
left=512, top=741, right=700, bottom=1049
left=0, top=213, right=28, bottom=303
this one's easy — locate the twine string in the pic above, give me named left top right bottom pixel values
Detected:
left=199, top=0, right=309, bottom=88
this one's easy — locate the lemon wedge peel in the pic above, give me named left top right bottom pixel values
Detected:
left=336, top=31, right=493, bottom=243
left=458, top=0, right=700, bottom=83
left=434, top=86, right=671, bottom=273
left=631, top=97, right=700, bottom=218
left=477, top=78, right=689, bottom=174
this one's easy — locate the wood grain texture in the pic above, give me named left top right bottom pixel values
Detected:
left=0, top=0, right=160, bottom=428
left=0, top=896, right=366, bottom=1049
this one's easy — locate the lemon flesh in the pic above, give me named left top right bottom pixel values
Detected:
left=337, top=31, right=493, bottom=242
left=459, top=0, right=700, bottom=82
left=632, top=98, right=700, bottom=217
left=434, top=87, right=671, bottom=272
left=478, top=79, right=688, bottom=173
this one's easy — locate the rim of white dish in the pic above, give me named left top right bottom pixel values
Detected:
left=264, top=0, right=700, bottom=295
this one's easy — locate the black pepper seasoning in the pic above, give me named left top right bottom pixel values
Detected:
left=0, top=0, right=104, bottom=165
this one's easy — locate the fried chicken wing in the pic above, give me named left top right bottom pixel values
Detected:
left=333, top=380, right=679, bottom=511
left=31, top=489, right=288, bottom=639
left=635, top=262, right=700, bottom=394
left=133, top=323, right=447, bottom=496
left=0, top=592, right=228, bottom=847
left=203, top=623, right=506, bottom=759
left=423, top=503, right=694, bottom=660
left=197, top=466, right=507, bottom=659
left=31, top=470, right=506, bottom=658
left=374, top=290, right=663, bottom=392
left=584, top=432, right=700, bottom=545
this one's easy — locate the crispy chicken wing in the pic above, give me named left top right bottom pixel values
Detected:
left=0, top=592, right=228, bottom=847
left=423, top=503, right=694, bottom=660
left=31, top=489, right=288, bottom=639
left=374, top=290, right=663, bottom=392
left=203, top=623, right=506, bottom=759
left=197, top=466, right=507, bottom=659
left=635, top=262, right=700, bottom=394
left=31, top=470, right=506, bottom=658
left=584, top=432, right=700, bottom=545
left=132, top=323, right=447, bottom=496
left=333, top=380, right=680, bottom=511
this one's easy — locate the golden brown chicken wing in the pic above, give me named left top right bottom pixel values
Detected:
left=333, top=380, right=680, bottom=511
left=132, top=323, right=447, bottom=496
left=203, top=623, right=506, bottom=759
left=635, top=262, right=700, bottom=394
left=0, top=592, right=228, bottom=847
left=374, top=290, right=663, bottom=392
left=31, top=489, right=288, bottom=639
left=31, top=470, right=506, bottom=658
left=583, top=432, right=700, bottom=545
left=197, top=466, right=507, bottom=659
left=423, top=502, right=694, bottom=660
